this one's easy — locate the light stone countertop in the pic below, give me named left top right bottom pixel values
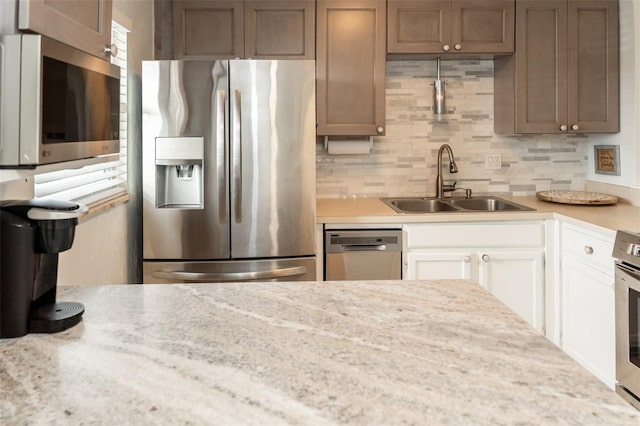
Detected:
left=1, top=280, right=639, bottom=424
left=317, top=196, right=640, bottom=236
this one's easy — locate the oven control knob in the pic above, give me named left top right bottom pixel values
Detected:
left=628, top=243, right=640, bottom=257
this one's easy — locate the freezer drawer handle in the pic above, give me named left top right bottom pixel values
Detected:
left=341, top=244, right=388, bottom=252
left=152, top=266, right=307, bottom=282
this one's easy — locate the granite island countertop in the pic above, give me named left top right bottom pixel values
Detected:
left=1, top=280, right=639, bottom=425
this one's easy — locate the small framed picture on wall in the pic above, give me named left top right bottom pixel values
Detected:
left=594, top=145, right=620, bottom=176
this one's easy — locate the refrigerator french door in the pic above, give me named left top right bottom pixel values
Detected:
left=142, top=60, right=316, bottom=283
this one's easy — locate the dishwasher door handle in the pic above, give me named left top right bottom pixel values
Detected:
left=340, top=244, right=389, bottom=252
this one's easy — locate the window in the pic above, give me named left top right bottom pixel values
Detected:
left=33, top=21, right=129, bottom=206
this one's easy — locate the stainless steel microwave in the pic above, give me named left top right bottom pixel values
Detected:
left=0, top=34, right=120, bottom=167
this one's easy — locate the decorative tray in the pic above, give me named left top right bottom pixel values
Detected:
left=536, top=190, right=618, bottom=205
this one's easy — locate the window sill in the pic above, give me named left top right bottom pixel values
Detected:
left=80, top=192, right=133, bottom=223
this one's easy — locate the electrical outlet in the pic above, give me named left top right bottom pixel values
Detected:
left=485, top=154, right=502, bottom=170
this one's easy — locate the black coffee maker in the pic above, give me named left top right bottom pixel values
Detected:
left=1, top=199, right=88, bottom=338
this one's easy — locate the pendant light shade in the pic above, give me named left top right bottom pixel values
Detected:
left=433, top=56, right=447, bottom=120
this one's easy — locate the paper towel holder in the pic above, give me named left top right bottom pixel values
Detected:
left=323, top=136, right=373, bottom=154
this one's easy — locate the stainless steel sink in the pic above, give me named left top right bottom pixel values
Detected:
left=387, top=198, right=459, bottom=213
left=448, top=197, right=534, bottom=212
left=382, top=196, right=534, bottom=214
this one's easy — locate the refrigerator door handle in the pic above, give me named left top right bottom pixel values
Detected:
left=232, top=89, right=243, bottom=224
left=217, top=89, right=227, bottom=224
left=152, top=266, right=308, bottom=282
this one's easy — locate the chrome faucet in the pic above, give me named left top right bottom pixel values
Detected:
left=435, top=144, right=458, bottom=198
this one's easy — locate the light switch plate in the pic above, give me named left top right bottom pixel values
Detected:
left=485, top=154, right=502, bottom=170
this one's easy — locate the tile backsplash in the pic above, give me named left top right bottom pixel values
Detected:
left=316, top=60, right=588, bottom=199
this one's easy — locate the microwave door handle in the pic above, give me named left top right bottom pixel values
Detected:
left=232, top=90, right=242, bottom=224
left=152, top=266, right=307, bottom=282
left=216, top=90, right=227, bottom=224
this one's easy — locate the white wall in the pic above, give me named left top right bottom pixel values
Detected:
left=588, top=0, right=640, bottom=189
left=58, top=204, right=129, bottom=285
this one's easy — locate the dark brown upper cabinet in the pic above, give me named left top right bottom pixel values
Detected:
left=18, top=0, right=113, bottom=60
left=494, top=0, right=619, bottom=134
left=245, top=1, right=315, bottom=59
left=173, top=0, right=314, bottom=60
left=387, top=0, right=514, bottom=56
left=316, top=0, right=386, bottom=136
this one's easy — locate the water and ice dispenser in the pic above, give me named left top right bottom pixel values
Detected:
left=155, top=137, right=204, bottom=209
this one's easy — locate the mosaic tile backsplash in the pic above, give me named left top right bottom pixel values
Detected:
left=316, top=60, right=589, bottom=199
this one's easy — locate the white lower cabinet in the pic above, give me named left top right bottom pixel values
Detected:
left=560, top=222, right=615, bottom=389
left=405, top=221, right=545, bottom=333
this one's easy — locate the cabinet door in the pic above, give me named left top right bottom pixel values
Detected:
left=316, top=0, right=386, bottom=136
left=567, top=0, right=619, bottom=133
left=406, top=251, right=475, bottom=281
left=245, top=1, right=315, bottom=59
left=173, top=0, right=244, bottom=59
left=514, top=0, right=568, bottom=134
left=451, top=0, right=514, bottom=54
left=478, top=249, right=545, bottom=332
left=18, top=0, right=112, bottom=60
left=561, top=258, right=615, bottom=389
left=387, top=0, right=451, bottom=53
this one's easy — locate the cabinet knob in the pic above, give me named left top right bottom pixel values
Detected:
left=571, top=124, right=579, bottom=131
left=443, top=44, right=450, bottom=52
left=584, top=246, right=594, bottom=255
left=464, top=256, right=471, bottom=263
left=482, top=254, right=490, bottom=262
left=376, top=126, right=384, bottom=134
left=454, top=43, right=462, bottom=51
left=104, top=44, right=118, bottom=58
left=559, top=124, right=567, bottom=131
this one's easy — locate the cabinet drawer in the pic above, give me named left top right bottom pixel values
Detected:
left=561, top=224, right=614, bottom=275
left=406, top=221, right=545, bottom=249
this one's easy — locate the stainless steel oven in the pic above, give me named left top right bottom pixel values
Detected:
left=614, top=230, right=640, bottom=409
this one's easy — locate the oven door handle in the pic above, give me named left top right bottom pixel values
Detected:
left=617, top=263, right=640, bottom=281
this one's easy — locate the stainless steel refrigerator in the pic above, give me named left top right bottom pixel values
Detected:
left=142, top=60, right=316, bottom=283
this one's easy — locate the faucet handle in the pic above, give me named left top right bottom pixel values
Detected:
left=442, top=181, right=457, bottom=192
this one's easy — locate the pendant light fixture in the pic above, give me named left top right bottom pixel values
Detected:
left=433, top=56, right=447, bottom=120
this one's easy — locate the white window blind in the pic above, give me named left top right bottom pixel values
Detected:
left=34, top=21, right=129, bottom=206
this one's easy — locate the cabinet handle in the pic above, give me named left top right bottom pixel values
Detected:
left=454, top=43, right=462, bottom=51
left=571, top=124, right=579, bottom=131
left=584, top=246, right=594, bottom=255
left=559, top=124, right=567, bottom=131
left=104, top=43, right=118, bottom=58
left=376, top=126, right=384, bottom=134
left=443, top=44, right=450, bottom=52
left=482, top=254, right=490, bottom=262
left=464, top=256, right=471, bottom=263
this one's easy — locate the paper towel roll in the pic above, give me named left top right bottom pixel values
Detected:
left=325, top=137, right=372, bottom=155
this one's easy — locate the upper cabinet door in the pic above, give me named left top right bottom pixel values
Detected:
left=387, top=0, right=513, bottom=55
left=567, top=0, right=619, bottom=133
left=451, top=0, right=514, bottom=54
left=244, top=1, right=315, bottom=59
left=173, top=0, right=244, bottom=59
left=514, top=0, right=568, bottom=134
left=18, top=0, right=113, bottom=60
left=317, top=0, right=386, bottom=136
left=387, top=0, right=451, bottom=53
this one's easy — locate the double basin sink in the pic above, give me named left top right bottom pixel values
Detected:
left=382, top=196, right=534, bottom=214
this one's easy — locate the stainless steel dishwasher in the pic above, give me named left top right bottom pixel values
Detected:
left=324, top=229, right=402, bottom=280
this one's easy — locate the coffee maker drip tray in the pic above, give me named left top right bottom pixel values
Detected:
left=30, top=302, right=84, bottom=333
